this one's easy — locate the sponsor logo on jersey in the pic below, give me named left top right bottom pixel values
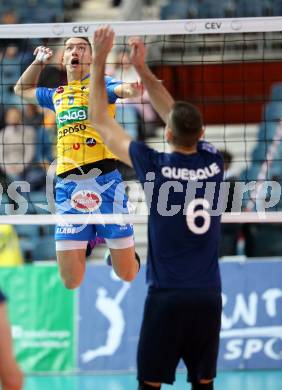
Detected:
left=68, top=95, right=74, bottom=105
left=55, top=98, right=62, bottom=107
left=56, top=224, right=77, bottom=234
left=86, top=138, right=96, bottom=147
left=56, top=106, right=88, bottom=128
left=58, top=123, right=87, bottom=139
left=56, top=86, right=64, bottom=94
left=62, top=146, right=73, bottom=153
left=71, top=190, right=102, bottom=212
left=73, top=143, right=80, bottom=150
left=161, top=163, right=221, bottom=181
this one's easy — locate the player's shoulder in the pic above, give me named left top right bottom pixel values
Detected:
left=104, top=74, right=122, bottom=85
left=53, top=85, right=68, bottom=94
left=130, top=140, right=161, bottom=164
left=37, top=86, right=57, bottom=99
left=198, top=140, right=220, bottom=155
left=36, top=86, right=56, bottom=109
left=198, top=141, right=224, bottom=170
left=130, top=140, right=154, bottom=154
left=38, top=83, right=58, bottom=90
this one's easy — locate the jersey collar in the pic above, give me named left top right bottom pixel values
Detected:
left=81, top=73, right=90, bottom=81
left=68, top=73, right=90, bottom=85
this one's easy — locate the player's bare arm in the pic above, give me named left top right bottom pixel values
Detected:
left=14, top=46, right=53, bottom=103
left=89, top=25, right=133, bottom=167
left=128, top=37, right=174, bottom=124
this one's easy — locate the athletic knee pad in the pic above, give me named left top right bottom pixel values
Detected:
left=138, top=382, right=161, bottom=390
left=192, top=381, right=214, bottom=390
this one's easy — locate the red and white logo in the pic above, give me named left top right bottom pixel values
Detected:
left=56, top=86, right=64, bottom=94
left=73, top=143, right=80, bottom=150
left=71, top=190, right=102, bottom=212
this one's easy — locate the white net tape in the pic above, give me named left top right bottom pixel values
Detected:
left=0, top=17, right=282, bottom=38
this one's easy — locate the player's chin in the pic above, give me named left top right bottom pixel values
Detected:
left=69, top=64, right=80, bottom=70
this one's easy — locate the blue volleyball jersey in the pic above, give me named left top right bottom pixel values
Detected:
left=129, top=140, right=224, bottom=289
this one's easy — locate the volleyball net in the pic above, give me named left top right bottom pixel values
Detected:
left=1, top=18, right=282, bottom=229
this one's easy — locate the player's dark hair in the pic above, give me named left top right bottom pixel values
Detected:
left=170, top=101, right=203, bottom=148
left=64, top=37, right=92, bottom=53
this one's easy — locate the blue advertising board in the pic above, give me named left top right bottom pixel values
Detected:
left=219, top=260, right=282, bottom=370
left=78, top=260, right=282, bottom=372
left=78, top=265, right=146, bottom=371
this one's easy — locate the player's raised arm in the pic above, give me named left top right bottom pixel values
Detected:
left=128, top=37, right=174, bottom=124
left=89, top=25, right=133, bottom=167
left=14, top=46, right=53, bottom=103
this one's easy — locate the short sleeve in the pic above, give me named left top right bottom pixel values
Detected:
left=198, top=140, right=224, bottom=177
left=105, top=76, right=122, bottom=104
left=198, top=140, right=218, bottom=154
left=36, top=87, right=55, bottom=111
left=129, top=141, right=159, bottom=183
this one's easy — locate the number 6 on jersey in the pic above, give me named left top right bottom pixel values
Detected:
left=186, top=198, right=211, bottom=234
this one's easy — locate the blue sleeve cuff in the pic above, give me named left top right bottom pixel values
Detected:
left=36, top=87, right=55, bottom=111
left=105, top=76, right=123, bottom=104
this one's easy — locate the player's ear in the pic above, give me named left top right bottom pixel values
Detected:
left=57, top=50, right=64, bottom=69
left=200, top=127, right=205, bottom=139
left=165, top=126, right=173, bottom=144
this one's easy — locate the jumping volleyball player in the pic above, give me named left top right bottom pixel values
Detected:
left=89, top=26, right=223, bottom=390
left=14, top=37, right=141, bottom=289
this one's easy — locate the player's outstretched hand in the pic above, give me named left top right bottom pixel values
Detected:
left=93, top=25, right=115, bottom=62
left=33, top=46, right=53, bottom=64
left=127, top=81, right=144, bottom=98
left=128, top=37, right=147, bottom=70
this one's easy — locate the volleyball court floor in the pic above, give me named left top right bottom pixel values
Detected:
left=25, top=370, right=282, bottom=389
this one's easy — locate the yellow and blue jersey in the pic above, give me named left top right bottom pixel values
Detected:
left=36, top=74, right=122, bottom=175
